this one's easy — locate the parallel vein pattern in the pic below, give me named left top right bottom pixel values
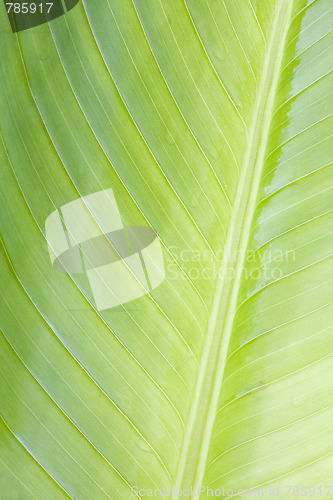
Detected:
left=1, top=0, right=333, bottom=498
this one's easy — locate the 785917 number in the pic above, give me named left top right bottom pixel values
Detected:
left=6, top=3, right=54, bottom=14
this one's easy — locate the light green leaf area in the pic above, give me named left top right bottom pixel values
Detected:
left=1, top=0, right=333, bottom=498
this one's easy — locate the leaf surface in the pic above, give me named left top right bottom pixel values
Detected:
left=1, top=0, right=333, bottom=497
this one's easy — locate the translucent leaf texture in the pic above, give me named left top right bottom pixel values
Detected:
left=1, top=0, right=333, bottom=497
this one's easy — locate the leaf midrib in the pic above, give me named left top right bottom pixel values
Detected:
left=174, top=0, right=294, bottom=492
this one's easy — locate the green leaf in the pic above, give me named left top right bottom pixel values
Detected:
left=1, top=0, right=333, bottom=497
